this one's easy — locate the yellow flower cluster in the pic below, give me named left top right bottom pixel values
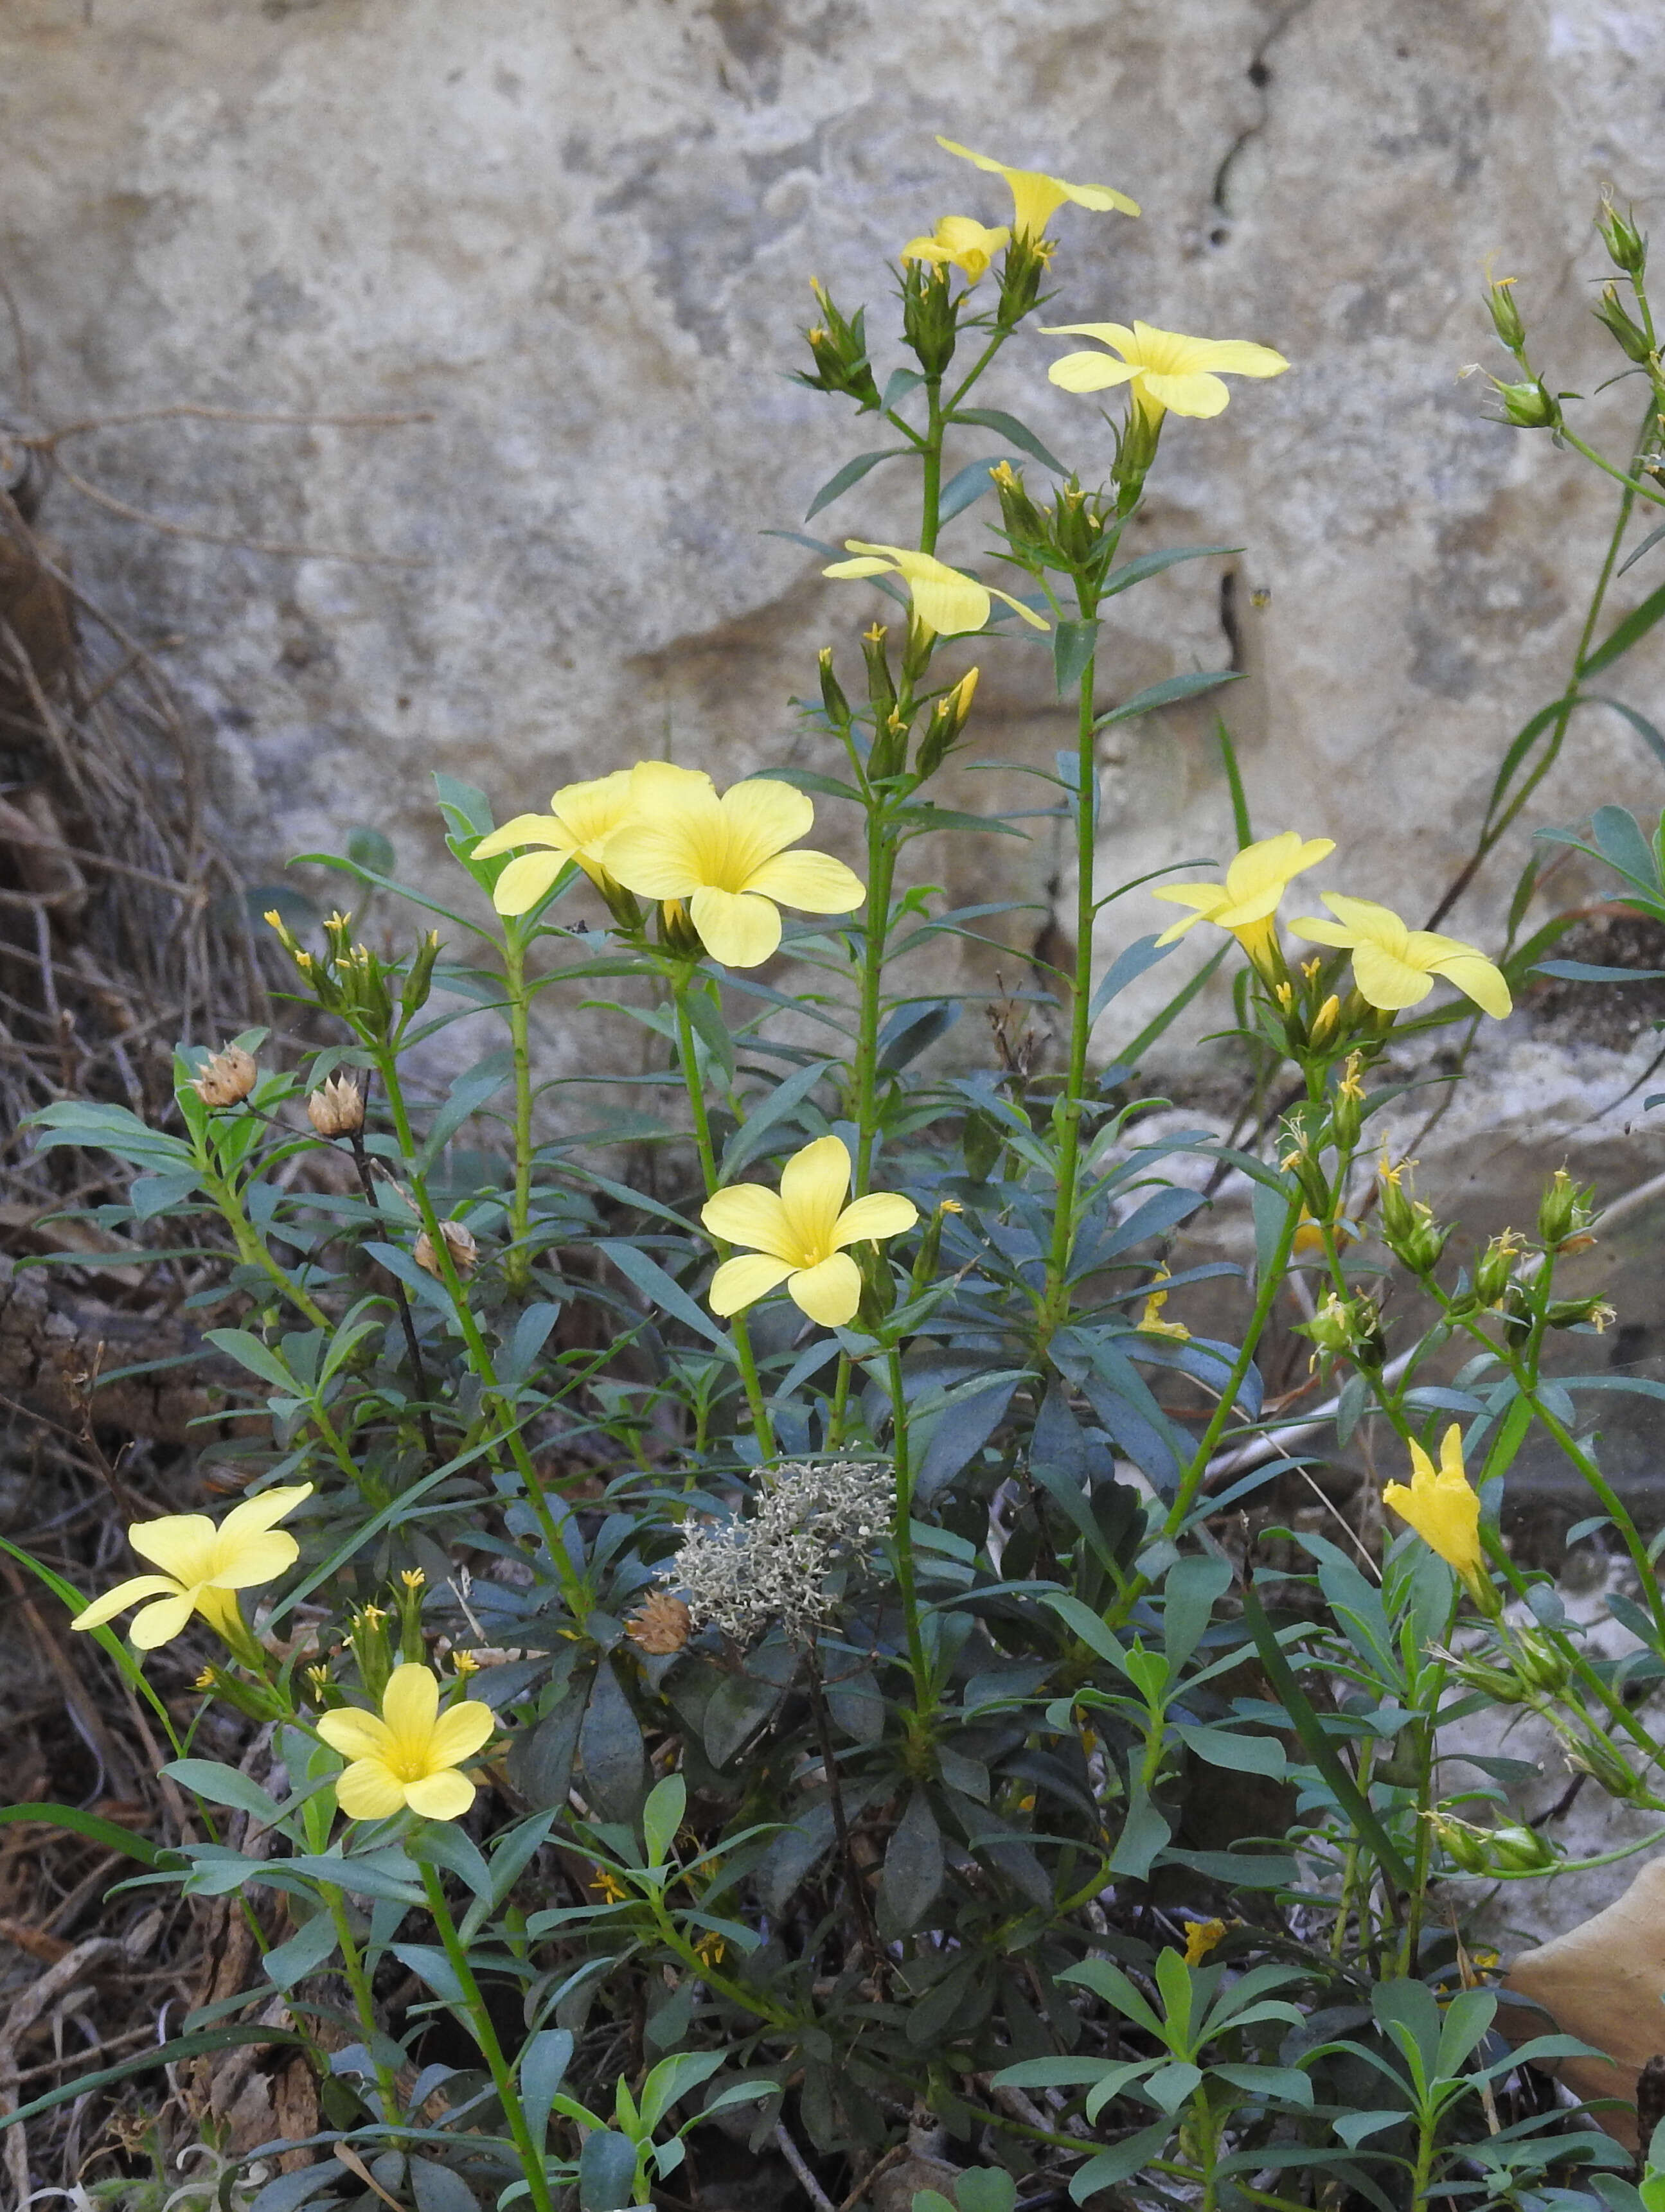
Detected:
left=1151, top=832, right=1512, bottom=1022
left=474, top=761, right=864, bottom=969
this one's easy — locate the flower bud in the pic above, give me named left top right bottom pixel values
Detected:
left=1594, top=282, right=1655, bottom=364
left=916, top=667, right=979, bottom=779
left=655, top=897, right=703, bottom=960
left=626, top=1591, right=693, bottom=1656
left=1599, top=193, right=1648, bottom=278
left=1472, top=1229, right=1522, bottom=1309
left=1486, top=1822, right=1560, bottom=1873
left=1297, top=1289, right=1384, bottom=1368
left=1430, top=1812, right=1491, bottom=1875
left=191, top=1044, right=258, bottom=1109
left=1379, top=1175, right=1450, bottom=1277
left=1545, top=1295, right=1616, bottom=1333
left=1307, top=993, right=1343, bottom=1050
left=1509, top=1627, right=1571, bottom=1697
left=307, top=1074, right=365, bottom=1138
left=1567, top=1730, right=1643, bottom=1798
left=817, top=646, right=851, bottom=728
left=348, top=1602, right=394, bottom=1704
left=1490, top=375, right=1559, bottom=430
left=860, top=623, right=896, bottom=714
left=400, top=929, right=441, bottom=1023
left=1448, top=1652, right=1533, bottom=1705
left=1112, top=398, right=1162, bottom=499
left=900, top=256, right=959, bottom=376
left=1485, top=274, right=1526, bottom=351
left=415, top=1218, right=478, bottom=1280
left=1538, top=1167, right=1599, bottom=1252
left=990, top=459, right=1046, bottom=549
left=995, top=232, right=1051, bottom=326
left=868, top=707, right=910, bottom=781
left=798, top=281, right=882, bottom=411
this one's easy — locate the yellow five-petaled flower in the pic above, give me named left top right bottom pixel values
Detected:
left=71, top=1485, right=313, bottom=1650
left=935, top=136, right=1139, bottom=240
left=472, top=768, right=639, bottom=916
left=901, top=215, right=1011, bottom=285
left=1383, top=1426, right=1497, bottom=1611
left=702, top=1134, right=918, bottom=1328
left=316, top=1662, right=496, bottom=1822
left=1151, top=831, right=1334, bottom=980
left=823, top=542, right=1050, bottom=639
left=603, top=763, right=864, bottom=969
left=1290, top=896, right=1512, bottom=1019
left=1044, top=319, right=1290, bottom=420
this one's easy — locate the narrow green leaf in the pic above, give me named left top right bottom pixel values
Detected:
left=1053, top=617, right=1099, bottom=698
left=0, top=1801, right=166, bottom=1866
left=948, top=409, right=1067, bottom=475
left=0, top=2024, right=307, bottom=2134
left=804, top=448, right=908, bottom=521
left=1094, top=669, right=1242, bottom=728
left=1581, top=574, right=1665, bottom=677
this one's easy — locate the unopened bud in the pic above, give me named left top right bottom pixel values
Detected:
left=1599, top=192, right=1648, bottom=278
left=415, top=1219, right=478, bottom=1280
left=817, top=646, right=851, bottom=727
left=307, top=1074, right=365, bottom=1138
left=1430, top=1812, right=1491, bottom=1875
left=400, top=930, right=441, bottom=1023
left=1545, top=1295, right=1616, bottom=1333
left=1538, top=1167, right=1599, bottom=1251
left=860, top=623, right=896, bottom=713
left=1485, top=274, right=1526, bottom=351
left=1472, top=1229, right=1522, bottom=1309
left=1308, top=993, right=1342, bottom=1049
left=916, top=666, right=980, bottom=777
left=1594, top=282, right=1654, bottom=364
left=1490, top=375, right=1558, bottom=430
left=1486, top=1822, right=1560, bottom=1873
left=191, top=1045, right=258, bottom=1109
left=1510, top=1627, right=1571, bottom=1697
left=1567, top=1730, right=1643, bottom=1799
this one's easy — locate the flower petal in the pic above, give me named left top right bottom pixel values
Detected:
left=1060, top=179, right=1141, bottom=216
left=129, top=1514, right=217, bottom=1585
left=1048, top=351, right=1139, bottom=394
left=787, top=1253, right=863, bottom=1327
left=403, top=1769, right=477, bottom=1821
left=492, top=849, right=567, bottom=916
left=823, top=555, right=895, bottom=580
left=1222, top=833, right=1333, bottom=908
left=382, top=1663, right=440, bottom=1758
left=779, top=1135, right=851, bottom=1256
left=832, top=1192, right=918, bottom=1247
left=317, top=1708, right=396, bottom=1762
left=335, top=1758, right=409, bottom=1821
left=1138, top=371, right=1231, bottom=418
left=717, top=777, right=815, bottom=879
left=206, top=1532, right=299, bottom=1590
left=986, top=585, right=1052, bottom=632
left=904, top=566, right=990, bottom=637
left=216, top=1483, right=313, bottom=1543
left=1179, top=338, right=1290, bottom=377
left=1350, top=942, right=1433, bottom=1011
left=70, top=1575, right=181, bottom=1631
left=1040, top=321, right=1137, bottom=349
left=427, top=1699, right=496, bottom=1766
left=472, top=812, right=569, bottom=860
left=1318, top=894, right=1410, bottom=954
left=604, top=821, right=702, bottom=900
left=709, top=1252, right=797, bottom=1316
left=744, top=847, right=866, bottom=914
left=688, top=886, right=782, bottom=968
left=1153, top=910, right=1206, bottom=946
left=1425, top=950, right=1513, bottom=1018
left=701, top=1183, right=799, bottom=1260
left=1287, top=915, right=1354, bottom=949
left=130, top=1592, right=197, bottom=1649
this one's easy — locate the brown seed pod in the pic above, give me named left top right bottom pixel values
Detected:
left=625, top=1591, right=692, bottom=1656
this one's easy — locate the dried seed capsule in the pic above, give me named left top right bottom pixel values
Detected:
left=626, top=1591, right=693, bottom=1656
left=191, top=1045, right=258, bottom=1108
left=307, top=1074, right=364, bottom=1137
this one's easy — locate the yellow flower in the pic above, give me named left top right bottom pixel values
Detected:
left=1289, top=895, right=1512, bottom=1019
left=591, top=1866, right=631, bottom=1905
left=900, top=215, right=1011, bottom=283
left=1384, top=1427, right=1494, bottom=1608
left=823, top=541, right=1050, bottom=639
left=1138, top=1268, right=1189, bottom=1341
left=603, top=764, right=864, bottom=969
left=472, top=767, right=644, bottom=916
left=1042, top=319, right=1290, bottom=420
left=70, top=1485, right=313, bottom=1650
left=695, top=1930, right=728, bottom=1969
left=316, top=1661, right=495, bottom=1821
left=702, top=1133, right=918, bottom=1328
left=1182, top=1917, right=1227, bottom=1967
left=935, top=136, right=1139, bottom=241
left=1150, top=831, right=1334, bottom=978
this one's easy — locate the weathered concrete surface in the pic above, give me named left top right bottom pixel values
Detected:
left=4, top=0, right=1665, bottom=1092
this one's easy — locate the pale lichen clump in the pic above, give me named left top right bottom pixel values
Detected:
left=667, top=1459, right=895, bottom=1645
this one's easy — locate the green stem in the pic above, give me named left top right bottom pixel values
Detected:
left=1157, top=1190, right=1305, bottom=1545
left=1558, top=423, right=1665, bottom=509
left=920, top=376, right=943, bottom=553
left=501, top=928, right=536, bottom=1294
left=669, top=972, right=776, bottom=1458
left=325, top=1891, right=403, bottom=2121
left=420, top=1866, right=558, bottom=2212
left=1397, top=1654, right=1449, bottom=1977
left=850, top=804, right=899, bottom=1194
left=201, top=1161, right=331, bottom=1329
left=374, top=1054, right=588, bottom=1611
left=886, top=1343, right=931, bottom=1719
left=1038, top=588, right=1101, bottom=1346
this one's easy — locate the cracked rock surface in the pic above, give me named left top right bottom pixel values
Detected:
left=3, top=0, right=1665, bottom=1106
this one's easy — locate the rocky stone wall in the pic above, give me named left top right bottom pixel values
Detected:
left=4, top=0, right=1665, bottom=1122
